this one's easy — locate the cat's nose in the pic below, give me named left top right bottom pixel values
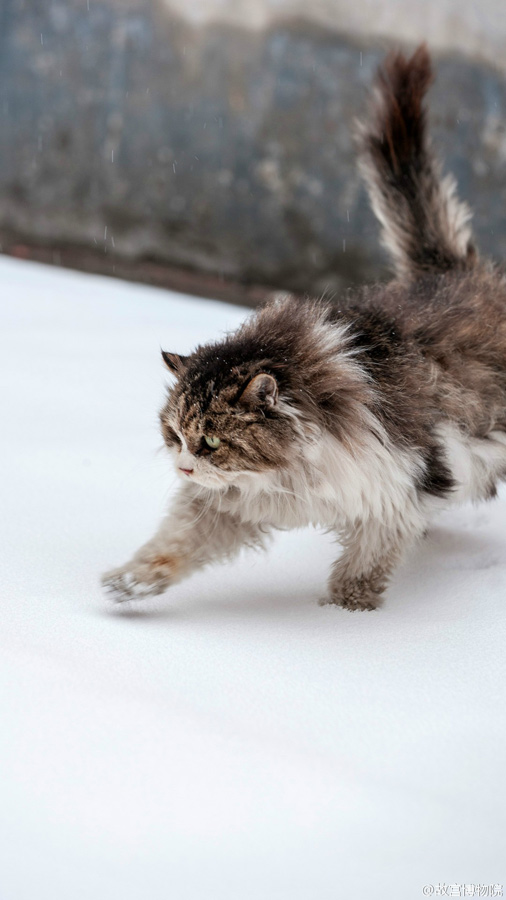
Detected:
left=179, top=467, right=194, bottom=476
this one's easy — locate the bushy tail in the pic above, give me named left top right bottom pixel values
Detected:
left=357, top=44, right=476, bottom=279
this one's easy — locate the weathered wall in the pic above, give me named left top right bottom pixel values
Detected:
left=166, top=0, right=506, bottom=68
left=1, top=0, right=506, bottom=295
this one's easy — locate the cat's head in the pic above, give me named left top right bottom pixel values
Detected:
left=159, top=298, right=370, bottom=490
left=159, top=345, right=302, bottom=490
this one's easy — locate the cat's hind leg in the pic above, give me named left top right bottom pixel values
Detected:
left=322, top=510, right=426, bottom=611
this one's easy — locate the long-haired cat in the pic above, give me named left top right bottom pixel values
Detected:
left=102, top=45, right=506, bottom=610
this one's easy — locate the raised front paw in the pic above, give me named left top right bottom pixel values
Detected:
left=320, top=576, right=385, bottom=611
left=101, top=552, right=183, bottom=604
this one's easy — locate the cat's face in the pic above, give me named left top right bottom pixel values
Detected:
left=159, top=350, right=299, bottom=489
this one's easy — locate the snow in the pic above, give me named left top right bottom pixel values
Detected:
left=1, top=256, right=505, bottom=899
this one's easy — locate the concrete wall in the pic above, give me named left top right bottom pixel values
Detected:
left=1, top=0, right=506, bottom=296
left=167, top=0, right=506, bottom=68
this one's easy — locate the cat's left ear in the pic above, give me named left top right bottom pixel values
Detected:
left=161, top=350, right=188, bottom=376
left=239, top=373, right=278, bottom=408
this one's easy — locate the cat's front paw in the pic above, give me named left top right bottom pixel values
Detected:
left=320, top=577, right=385, bottom=611
left=101, top=553, right=184, bottom=604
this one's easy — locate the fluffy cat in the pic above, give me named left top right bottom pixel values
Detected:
left=102, top=45, right=506, bottom=611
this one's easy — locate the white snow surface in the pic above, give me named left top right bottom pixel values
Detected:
left=1, top=256, right=505, bottom=900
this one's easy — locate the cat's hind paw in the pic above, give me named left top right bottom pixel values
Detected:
left=320, top=578, right=385, bottom=611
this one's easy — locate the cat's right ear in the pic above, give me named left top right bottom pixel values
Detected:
left=161, top=350, right=188, bottom=377
left=239, top=373, right=278, bottom=408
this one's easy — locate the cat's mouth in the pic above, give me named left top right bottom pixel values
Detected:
left=176, top=464, right=232, bottom=489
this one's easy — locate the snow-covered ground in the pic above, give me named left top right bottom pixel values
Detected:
left=1, top=256, right=505, bottom=900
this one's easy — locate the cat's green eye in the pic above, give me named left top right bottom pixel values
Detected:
left=204, top=435, right=221, bottom=449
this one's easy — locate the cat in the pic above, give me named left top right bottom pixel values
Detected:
left=102, top=45, right=506, bottom=611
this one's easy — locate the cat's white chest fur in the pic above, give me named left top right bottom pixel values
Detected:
left=215, top=429, right=426, bottom=532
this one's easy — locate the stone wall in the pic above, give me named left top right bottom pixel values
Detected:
left=1, top=0, right=506, bottom=296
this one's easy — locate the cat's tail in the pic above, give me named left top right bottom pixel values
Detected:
left=357, top=44, right=476, bottom=279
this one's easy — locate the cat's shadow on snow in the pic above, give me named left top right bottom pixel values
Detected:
left=105, top=581, right=315, bottom=622
left=419, top=525, right=504, bottom=571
